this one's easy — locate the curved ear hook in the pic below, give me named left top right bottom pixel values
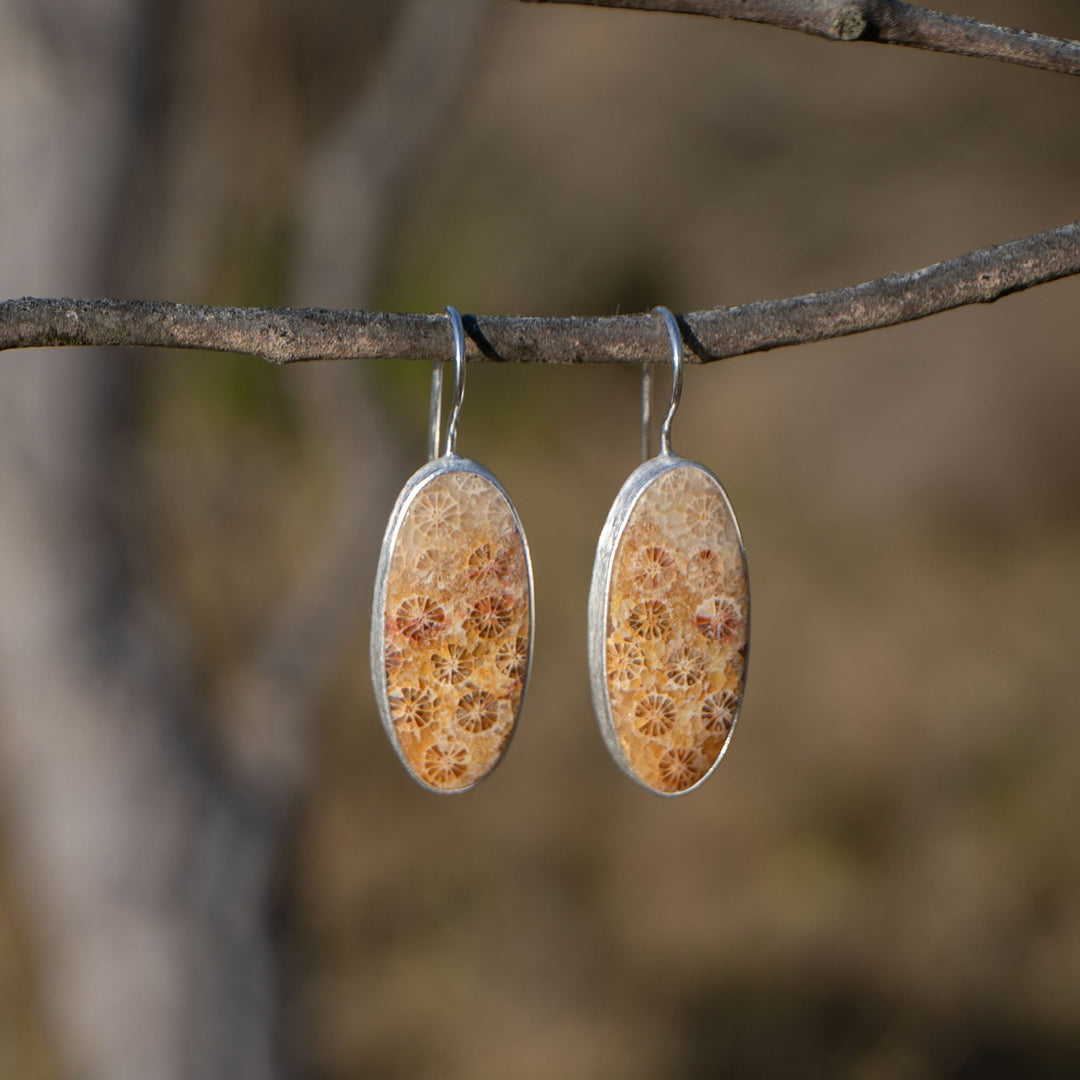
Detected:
left=429, top=306, right=467, bottom=460
left=651, top=306, right=684, bottom=458
left=641, top=360, right=653, bottom=462
left=427, top=359, right=443, bottom=462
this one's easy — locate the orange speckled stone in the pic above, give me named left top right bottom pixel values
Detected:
left=376, top=467, right=530, bottom=792
left=603, top=463, right=748, bottom=794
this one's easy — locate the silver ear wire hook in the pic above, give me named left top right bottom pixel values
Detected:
left=428, top=359, right=443, bottom=462
left=444, top=306, right=466, bottom=457
left=429, top=306, right=467, bottom=460
left=640, top=361, right=653, bottom=462
left=651, top=306, right=684, bottom=458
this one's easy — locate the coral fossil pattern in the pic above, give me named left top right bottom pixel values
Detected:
left=382, top=470, right=529, bottom=791
left=606, top=465, right=747, bottom=793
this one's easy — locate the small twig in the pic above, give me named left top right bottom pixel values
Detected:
left=521, top=0, right=1080, bottom=78
left=2, top=220, right=1078, bottom=366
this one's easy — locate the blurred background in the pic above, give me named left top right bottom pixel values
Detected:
left=0, top=1, right=1078, bottom=1077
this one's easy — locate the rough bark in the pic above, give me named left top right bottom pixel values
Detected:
left=3, top=219, right=1078, bottom=365
left=522, top=0, right=1080, bottom=77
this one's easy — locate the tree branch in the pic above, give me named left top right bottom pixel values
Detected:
left=2, top=220, right=1078, bottom=366
left=521, top=0, right=1080, bottom=78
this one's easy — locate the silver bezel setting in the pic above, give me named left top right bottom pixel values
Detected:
left=370, top=452, right=535, bottom=794
left=587, top=450, right=751, bottom=797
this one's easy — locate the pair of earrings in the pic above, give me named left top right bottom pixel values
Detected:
left=371, top=307, right=749, bottom=796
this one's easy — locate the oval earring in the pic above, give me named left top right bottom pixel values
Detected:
left=371, top=307, right=533, bottom=793
left=588, top=308, right=750, bottom=796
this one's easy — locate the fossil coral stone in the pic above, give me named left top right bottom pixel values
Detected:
left=605, top=464, right=747, bottom=794
left=380, top=469, right=529, bottom=791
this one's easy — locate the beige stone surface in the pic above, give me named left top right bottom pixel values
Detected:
left=381, top=469, right=530, bottom=791
left=606, top=464, right=748, bottom=793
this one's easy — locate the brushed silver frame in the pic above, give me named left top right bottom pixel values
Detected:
left=370, top=452, right=535, bottom=794
left=587, top=449, right=751, bottom=797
